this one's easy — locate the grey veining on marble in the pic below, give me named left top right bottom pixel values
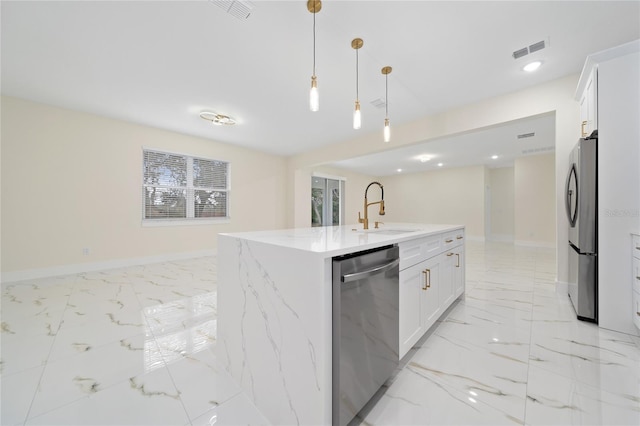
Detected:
left=2, top=243, right=639, bottom=425
left=218, top=237, right=326, bottom=425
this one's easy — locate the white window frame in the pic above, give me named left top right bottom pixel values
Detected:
left=142, top=148, right=230, bottom=227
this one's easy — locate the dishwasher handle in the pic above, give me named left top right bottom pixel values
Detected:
left=341, top=258, right=400, bottom=283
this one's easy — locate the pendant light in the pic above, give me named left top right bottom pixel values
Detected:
left=308, top=0, right=321, bottom=112
left=382, top=66, right=392, bottom=142
left=351, top=38, right=363, bottom=129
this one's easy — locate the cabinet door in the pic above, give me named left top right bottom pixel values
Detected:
left=439, top=252, right=455, bottom=308
left=421, top=256, right=441, bottom=330
left=580, top=69, right=598, bottom=137
left=580, top=91, right=589, bottom=137
left=399, top=262, right=427, bottom=358
left=453, top=247, right=465, bottom=298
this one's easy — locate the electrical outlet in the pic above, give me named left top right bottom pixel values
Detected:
left=82, top=248, right=90, bottom=256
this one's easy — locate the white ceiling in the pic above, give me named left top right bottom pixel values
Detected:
left=2, top=1, right=639, bottom=165
left=331, top=112, right=556, bottom=176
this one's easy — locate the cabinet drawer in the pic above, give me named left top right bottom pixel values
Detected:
left=442, top=230, right=464, bottom=249
left=633, top=290, right=640, bottom=331
left=633, top=234, right=640, bottom=260
left=634, top=256, right=640, bottom=294
left=399, top=235, right=440, bottom=270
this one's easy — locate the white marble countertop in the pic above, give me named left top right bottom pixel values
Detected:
left=219, top=222, right=464, bottom=258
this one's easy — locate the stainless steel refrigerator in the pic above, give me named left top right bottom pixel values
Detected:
left=565, top=131, right=598, bottom=322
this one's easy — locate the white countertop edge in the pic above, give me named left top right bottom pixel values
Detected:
left=219, top=223, right=465, bottom=258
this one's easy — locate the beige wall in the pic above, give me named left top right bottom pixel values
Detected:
left=514, top=153, right=556, bottom=245
left=3, top=73, right=579, bottom=283
left=289, top=74, right=580, bottom=283
left=381, top=165, right=486, bottom=239
left=489, top=167, right=515, bottom=241
left=1, top=96, right=287, bottom=276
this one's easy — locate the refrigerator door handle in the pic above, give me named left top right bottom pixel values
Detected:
left=566, top=163, right=578, bottom=227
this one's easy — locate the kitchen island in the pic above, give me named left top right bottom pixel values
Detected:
left=217, top=223, right=465, bottom=425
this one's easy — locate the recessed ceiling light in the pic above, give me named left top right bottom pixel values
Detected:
left=437, top=162, right=443, bottom=167
left=523, top=61, right=542, bottom=72
left=200, top=111, right=236, bottom=126
left=491, top=155, right=499, bottom=160
left=419, top=156, right=431, bottom=163
left=396, top=168, right=402, bottom=173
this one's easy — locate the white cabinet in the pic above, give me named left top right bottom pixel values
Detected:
left=452, top=246, right=465, bottom=298
left=440, top=251, right=455, bottom=308
left=399, top=256, right=442, bottom=357
left=579, top=67, right=598, bottom=137
left=399, top=261, right=427, bottom=354
left=633, top=234, right=640, bottom=331
left=398, top=230, right=465, bottom=358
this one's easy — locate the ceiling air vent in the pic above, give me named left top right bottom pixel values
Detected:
left=517, top=132, right=536, bottom=139
left=210, top=0, right=254, bottom=20
left=370, top=98, right=387, bottom=109
left=512, top=47, right=529, bottom=59
left=512, top=39, right=547, bottom=59
left=522, top=146, right=555, bottom=155
left=529, top=40, right=545, bottom=53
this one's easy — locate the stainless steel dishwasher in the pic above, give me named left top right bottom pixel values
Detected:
left=332, top=244, right=400, bottom=426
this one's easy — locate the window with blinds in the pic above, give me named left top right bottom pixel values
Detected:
left=143, top=150, right=229, bottom=221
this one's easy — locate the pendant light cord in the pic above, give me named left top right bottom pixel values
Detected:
left=312, top=7, right=316, bottom=77
left=385, top=74, right=388, bottom=117
left=356, top=48, right=359, bottom=100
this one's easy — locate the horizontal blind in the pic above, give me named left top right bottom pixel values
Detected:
left=143, top=151, right=187, bottom=187
left=143, top=150, right=229, bottom=220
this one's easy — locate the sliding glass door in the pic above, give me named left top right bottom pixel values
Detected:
left=311, top=176, right=344, bottom=227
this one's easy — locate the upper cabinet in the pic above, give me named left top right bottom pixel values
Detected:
left=578, top=67, right=598, bottom=137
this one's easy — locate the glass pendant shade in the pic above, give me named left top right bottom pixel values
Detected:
left=353, top=101, right=361, bottom=129
left=308, top=1, right=321, bottom=112
left=384, top=118, right=390, bottom=143
left=310, top=76, right=319, bottom=112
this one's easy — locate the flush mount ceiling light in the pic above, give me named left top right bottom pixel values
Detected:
left=352, top=38, right=363, bottom=130
left=308, top=0, right=321, bottom=112
left=523, top=61, right=542, bottom=72
left=382, top=66, right=392, bottom=143
left=199, top=111, right=236, bottom=126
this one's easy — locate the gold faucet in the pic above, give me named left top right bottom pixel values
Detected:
left=358, top=181, right=385, bottom=230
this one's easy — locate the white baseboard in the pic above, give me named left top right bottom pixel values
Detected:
left=555, top=280, right=568, bottom=295
left=514, top=239, right=555, bottom=248
left=488, top=234, right=515, bottom=243
left=1, top=249, right=216, bottom=284
left=465, top=235, right=485, bottom=242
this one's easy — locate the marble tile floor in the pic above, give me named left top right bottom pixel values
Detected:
left=1, top=242, right=639, bottom=425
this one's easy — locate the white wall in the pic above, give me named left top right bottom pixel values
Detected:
left=381, top=165, right=486, bottom=239
left=489, top=167, right=515, bottom=242
left=1, top=96, right=287, bottom=279
left=514, top=153, right=556, bottom=246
